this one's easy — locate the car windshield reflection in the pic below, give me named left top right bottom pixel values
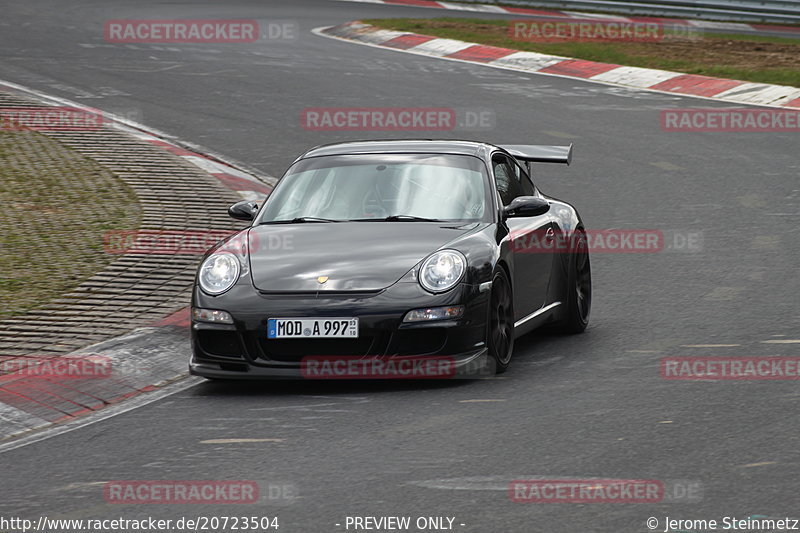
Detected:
left=258, top=153, right=490, bottom=224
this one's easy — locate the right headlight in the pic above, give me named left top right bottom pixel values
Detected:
left=198, top=252, right=240, bottom=295
left=419, top=249, right=466, bottom=294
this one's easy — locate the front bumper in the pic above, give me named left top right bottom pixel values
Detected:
left=190, top=280, right=491, bottom=380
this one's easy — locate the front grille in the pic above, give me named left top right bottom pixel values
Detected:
left=257, top=334, right=388, bottom=362
left=197, top=330, right=245, bottom=358
left=389, top=328, right=447, bottom=356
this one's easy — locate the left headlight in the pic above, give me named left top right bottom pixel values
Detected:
left=198, top=252, right=241, bottom=295
left=419, top=249, right=466, bottom=294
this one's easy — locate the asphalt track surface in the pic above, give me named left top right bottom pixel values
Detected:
left=1, top=1, right=798, bottom=532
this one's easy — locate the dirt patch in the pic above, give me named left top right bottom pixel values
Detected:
left=605, top=37, right=799, bottom=70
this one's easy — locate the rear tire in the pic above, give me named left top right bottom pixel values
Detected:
left=487, top=268, right=514, bottom=373
left=554, top=229, right=591, bottom=334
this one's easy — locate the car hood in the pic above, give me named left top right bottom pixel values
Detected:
left=247, top=222, right=478, bottom=292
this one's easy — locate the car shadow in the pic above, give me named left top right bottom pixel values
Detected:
left=512, top=324, right=596, bottom=369
left=193, top=375, right=478, bottom=397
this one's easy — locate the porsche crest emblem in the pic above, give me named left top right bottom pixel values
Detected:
left=317, top=276, right=329, bottom=284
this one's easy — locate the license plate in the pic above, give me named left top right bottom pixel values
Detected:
left=267, top=318, right=358, bottom=339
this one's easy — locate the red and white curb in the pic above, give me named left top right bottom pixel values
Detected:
left=317, top=21, right=800, bottom=109
left=339, top=0, right=800, bottom=36
left=0, top=79, right=276, bottom=201
left=121, top=132, right=273, bottom=201
left=0, top=323, right=197, bottom=445
left=0, top=308, right=193, bottom=445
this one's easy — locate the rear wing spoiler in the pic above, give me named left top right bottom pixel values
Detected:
left=501, top=144, right=573, bottom=166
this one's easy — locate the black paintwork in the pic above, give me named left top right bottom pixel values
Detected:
left=190, top=140, right=585, bottom=379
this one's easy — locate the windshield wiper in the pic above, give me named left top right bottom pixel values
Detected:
left=345, top=215, right=445, bottom=222
left=263, top=217, right=339, bottom=224
left=267, top=215, right=445, bottom=224
left=383, top=215, right=443, bottom=222
left=344, top=215, right=443, bottom=222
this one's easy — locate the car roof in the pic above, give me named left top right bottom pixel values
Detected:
left=298, top=139, right=497, bottom=160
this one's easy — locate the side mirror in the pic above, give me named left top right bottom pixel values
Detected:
left=228, top=200, right=259, bottom=221
left=503, top=196, right=550, bottom=218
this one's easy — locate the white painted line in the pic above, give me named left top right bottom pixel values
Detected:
left=563, top=11, right=632, bottom=21
left=0, top=403, right=50, bottom=437
left=680, top=344, right=742, bottom=348
left=761, top=339, right=800, bottom=344
left=740, top=461, right=777, bottom=468
left=688, top=20, right=752, bottom=30
left=200, top=438, right=285, bottom=444
left=459, top=399, right=507, bottom=403
left=437, top=1, right=508, bottom=13
left=542, top=130, right=578, bottom=139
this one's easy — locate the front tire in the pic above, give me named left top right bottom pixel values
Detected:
left=487, top=268, right=514, bottom=373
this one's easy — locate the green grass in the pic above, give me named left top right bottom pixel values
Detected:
left=364, top=18, right=800, bottom=87
left=0, top=129, right=141, bottom=318
left=469, top=1, right=800, bottom=30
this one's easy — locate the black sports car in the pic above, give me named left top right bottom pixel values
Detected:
left=190, top=140, right=590, bottom=379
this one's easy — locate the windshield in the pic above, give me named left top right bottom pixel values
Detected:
left=257, top=153, right=490, bottom=223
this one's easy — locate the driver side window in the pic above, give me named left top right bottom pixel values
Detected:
left=511, top=160, right=536, bottom=197
left=492, top=154, right=524, bottom=206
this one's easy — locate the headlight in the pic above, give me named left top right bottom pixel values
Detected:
left=192, top=308, right=234, bottom=324
left=403, top=305, right=465, bottom=323
left=198, top=252, right=240, bottom=295
left=419, top=249, right=466, bottom=293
